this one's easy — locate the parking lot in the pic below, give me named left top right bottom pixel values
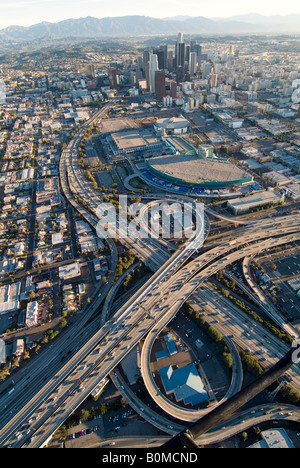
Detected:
left=262, top=252, right=300, bottom=320
left=275, top=254, right=300, bottom=277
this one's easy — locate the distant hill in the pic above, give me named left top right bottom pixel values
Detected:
left=212, top=13, right=300, bottom=30
left=0, top=14, right=299, bottom=42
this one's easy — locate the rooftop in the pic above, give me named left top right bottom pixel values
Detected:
left=228, top=190, right=283, bottom=212
left=154, top=116, right=190, bottom=130
left=111, top=129, right=161, bottom=153
left=147, top=154, right=252, bottom=186
left=248, top=429, right=294, bottom=449
left=159, top=363, right=209, bottom=406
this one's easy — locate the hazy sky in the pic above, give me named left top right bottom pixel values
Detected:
left=0, top=0, right=299, bottom=29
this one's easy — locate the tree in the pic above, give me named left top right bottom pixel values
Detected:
left=80, top=409, right=90, bottom=422
left=60, top=318, right=67, bottom=329
left=28, top=290, right=36, bottom=300
left=120, top=397, right=127, bottom=407
left=99, top=403, right=109, bottom=415
left=221, top=288, right=230, bottom=298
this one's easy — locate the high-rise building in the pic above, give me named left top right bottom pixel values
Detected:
left=189, top=52, right=197, bottom=76
left=167, top=50, right=174, bottom=71
left=185, top=45, right=190, bottom=63
left=143, top=50, right=150, bottom=84
left=108, top=67, right=118, bottom=89
left=86, top=64, right=95, bottom=79
left=149, top=54, right=159, bottom=93
left=177, top=42, right=185, bottom=68
left=153, top=49, right=165, bottom=70
left=155, top=70, right=166, bottom=100
left=175, top=32, right=185, bottom=69
left=178, top=32, right=184, bottom=44
left=209, top=74, right=218, bottom=88
left=143, top=50, right=150, bottom=71
left=202, top=62, right=212, bottom=79
left=176, top=66, right=185, bottom=83
left=170, top=80, right=178, bottom=98
left=190, top=41, right=197, bottom=53
left=137, top=56, right=144, bottom=74
left=189, top=42, right=202, bottom=68
left=153, top=45, right=168, bottom=70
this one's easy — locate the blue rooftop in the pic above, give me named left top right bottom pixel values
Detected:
left=155, top=350, right=170, bottom=361
left=164, top=333, right=177, bottom=356
left=159, top=363, right=209, bottom=406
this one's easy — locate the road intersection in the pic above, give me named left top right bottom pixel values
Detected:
left=1, top=99, right=300, bottom=448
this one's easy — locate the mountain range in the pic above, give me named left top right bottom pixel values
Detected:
left=0, top=14, right=299, bottom=42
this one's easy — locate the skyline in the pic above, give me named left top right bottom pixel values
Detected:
left=0, top=0, right=299, bottom=30
left=0, top=9, right=300, bottom=450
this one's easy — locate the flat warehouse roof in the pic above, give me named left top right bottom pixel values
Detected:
left=101, top=117, right=136, bottom=134
left=112, top=129, right=161, bottom=151
left=112, top=130, right=146, bottom=150
left=228, top=191, right=283, bottom=210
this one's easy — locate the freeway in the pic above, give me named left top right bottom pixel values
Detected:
left=0, top=213, right=299, bottom=447
left=0, top=209, right=205, bottom=447
left=140, top=232, right=300, bottom=423
left=37, top=229, right=300, bottom=441
left=224, top=267, right=298, bottom=339
left=1, top=219, right=299, bottom=444
left=197, top=403, right=300, bottom=446
left=1, top=96, right=300, bottom=447
left=59, top=107, right=173, bottom=272
left=192, top=284, right=289, bottom=369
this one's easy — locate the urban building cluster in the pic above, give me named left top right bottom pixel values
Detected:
left=0, top=34, right=300, bottom=449
left=0, top=55, right=114, bottom=364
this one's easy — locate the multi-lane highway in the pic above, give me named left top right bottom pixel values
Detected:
left=140, top=231, right=300, bottom=423
left=0, top=213, right=299, bottom=448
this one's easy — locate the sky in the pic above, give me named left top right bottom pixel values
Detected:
left=0, top=0, right=299, bottom=29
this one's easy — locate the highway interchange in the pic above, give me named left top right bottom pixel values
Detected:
left=0, top=98, right=300, bottom=448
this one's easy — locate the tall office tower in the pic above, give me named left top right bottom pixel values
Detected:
left=149, top=54, right=159, bottom=93
left=153, top=46, right=167, bottom=70
left=185, top=45, right=190, bottom=63
left=155, top=70, right=166, bottom=100
left=209, top=74, right=218, bottom=88
left=176, top=66, right=185, bottom=83
left=160, top=45, right=168, bottom=69
left=214, top=63, right=222, bottom=74
left=195, top=44, right=203, bottom=63
left=189, top=52, right=197, bottom=76
left=167, top=50, right=174, bottom=71
left=108, top=67, right=118, bottom=89
left=170, top=80, right=178, bottom=98
left=143, top=50, right=150, bottom=76
left=190, top=40, right=197, bottom=53
left=175, top=32, right=185, bottom=69
left=203, top=62, right=212, bottom=78
left=178, top=32, right=184, bottom=44
left=137, top=56, right=144, bottom=74
left=177, top=42, right=185, bottom=68
left=86, top=64, right=95, bottom=79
